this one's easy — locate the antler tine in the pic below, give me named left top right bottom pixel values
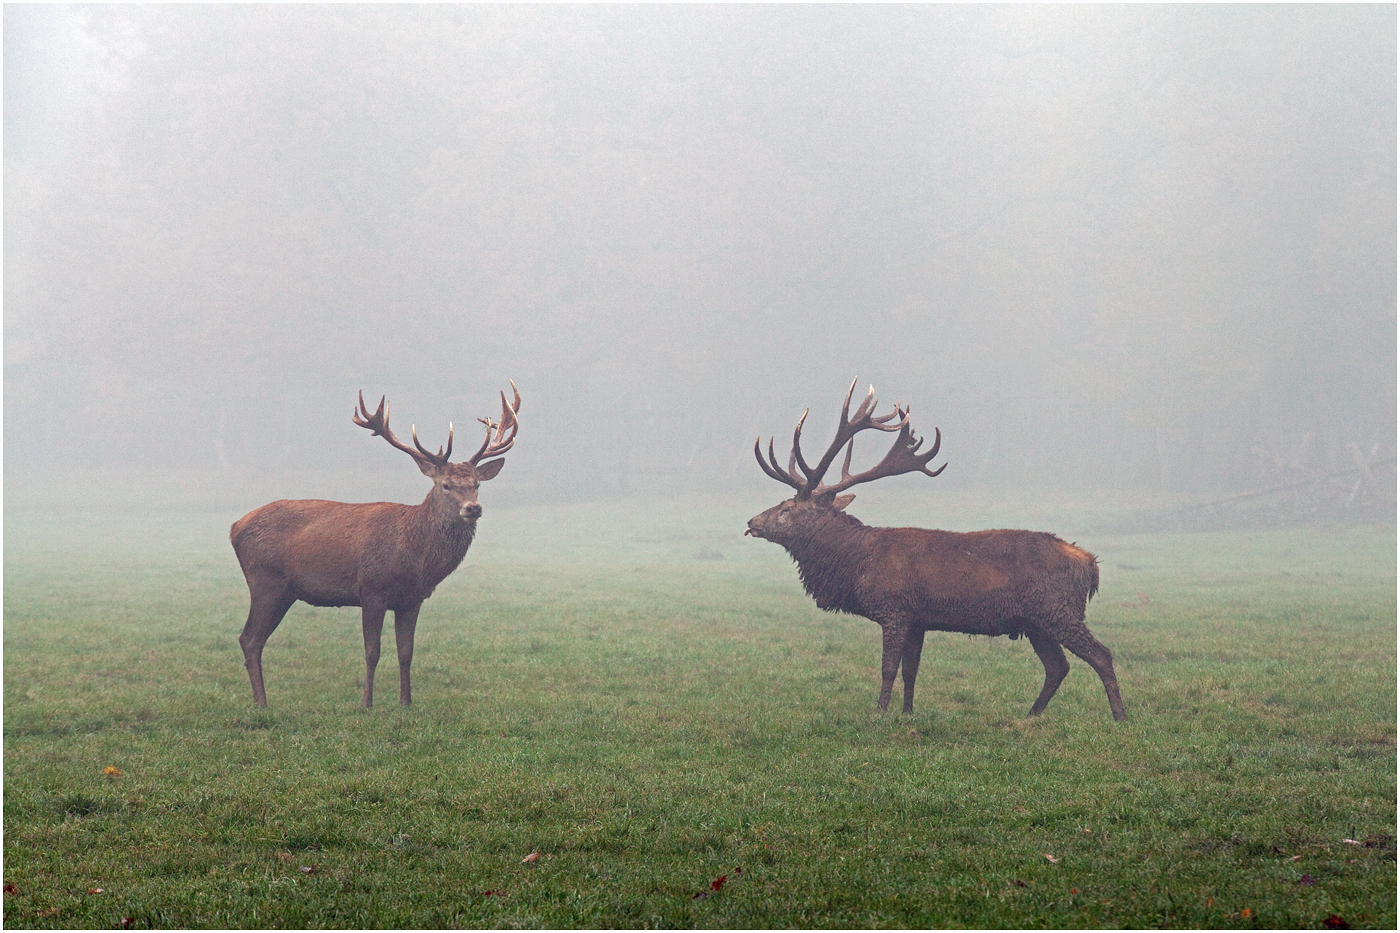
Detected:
left=754, top=436, right=803, bottom=490
left=789, top=408, right=817, bottom=481
left=411, top=423, right=453, bottom=465
left=353, top=391, right=387, bottom=435
left=843, top=378, right=874, bottom=425
left=793, top=380, right=905, bottom=498
left=353, top=391, right=453, bottom=470
left=469, top=383, right=521, bottom=465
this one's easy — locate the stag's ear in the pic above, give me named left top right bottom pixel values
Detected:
left=833, top=493, right=856, bottom=511
left=475, top=458, right=506, bottom=481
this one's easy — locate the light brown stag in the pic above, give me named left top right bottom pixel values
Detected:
left=745, top=379, right=1125, bottom=720
left=231, top=385, right=520, bottom=708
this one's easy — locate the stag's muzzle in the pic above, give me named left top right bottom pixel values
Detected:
left=462, top=503, right=483, bottom=520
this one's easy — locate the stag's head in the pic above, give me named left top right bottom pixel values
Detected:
left=354, top=384, right=520, bottom=523
left=745, top=379, right=944, bottom=544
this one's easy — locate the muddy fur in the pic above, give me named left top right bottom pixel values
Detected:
left=747, top=494, right=1125, bottom=720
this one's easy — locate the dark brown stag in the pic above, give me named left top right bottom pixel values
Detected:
left=746, top=379, right=1125, bottom=720
left=231, top=385, right=520, bottom=708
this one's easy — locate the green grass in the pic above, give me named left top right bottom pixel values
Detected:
left=3, top=498, right=1395, bottom=929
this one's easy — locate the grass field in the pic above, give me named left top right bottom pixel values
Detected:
left=3, top=496, right=1395, bottom=929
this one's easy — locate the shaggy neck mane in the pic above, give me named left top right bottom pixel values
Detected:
left=782, top=510, right=869, bottom=613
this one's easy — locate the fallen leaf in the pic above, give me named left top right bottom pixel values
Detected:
left=481, top=889, right=504, bottom=898
left=1012, top=806, right=1028, bottom=813
left=694, top=868, right=744, bottom=900
left=2, top=883, right=14, bottom=895
left=522, top=852, right=540, bottom=863
left=1298, top=874, right=1316, bottom=886
left=38, top=908, right=60, bottom=918
left=1081, top=827, right=1092, bottom=835
left=1289, top=854, right=1303, bottom=861
left=1241, top=908, right=1253, bottom=918
left=299, top=865, right=317, bottom=874
left=1070, top=888, right=1079, bottom=895
left=88, top=887, right=104, bottom=894
left=1322, top=914, right=1350, bottom=929
left=1044, top=853, right=1059, bottom=863
left=1341, top=838, right=1363, bottom=846
left=103, top=766, right=123, bottom=778
left=120, top=918, right=136, bottom=929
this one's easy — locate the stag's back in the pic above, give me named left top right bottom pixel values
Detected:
left=857, top=527, right=1098, bottom=622
left=231, top=498, right=439, bottom=609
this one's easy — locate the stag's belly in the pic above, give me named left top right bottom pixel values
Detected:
left=852, top=587, right=1026, bottom=636
left=916, top=606, right=1028, bottom=638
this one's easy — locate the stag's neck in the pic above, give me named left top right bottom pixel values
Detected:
left=413, top=489, right=477, bottom=576
left=781, top=513, right=870, bottom=613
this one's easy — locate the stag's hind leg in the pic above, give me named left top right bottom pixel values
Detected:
left=239, top=584, right=296, bottom=707
left=1060, top=625, right=1127, bottom=721
left=1024, top=627, right=1071, bottom=718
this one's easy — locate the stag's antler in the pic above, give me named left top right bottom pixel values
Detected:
left=354, top=392, right=454, bottom=472
left=468, top=381, right=521, bottom=466
left=753, top=378, right=945, bottom=499
left=814, top=417, right=945, bottom=497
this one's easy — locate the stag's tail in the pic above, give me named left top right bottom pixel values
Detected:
left=1055, top=538, right=1099, bottom=614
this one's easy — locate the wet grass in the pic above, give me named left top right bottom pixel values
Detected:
left=3, top=500, right=1395, bottom=928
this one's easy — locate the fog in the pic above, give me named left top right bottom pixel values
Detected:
left=5, top=5, right=1395, bottom=524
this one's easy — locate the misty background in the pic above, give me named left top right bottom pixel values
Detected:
left=5, top=5, right=1395, bottom=527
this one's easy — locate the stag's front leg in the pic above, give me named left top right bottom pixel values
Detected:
left=393, top=604, right=421, bottom=707
left=876, top=619, right=911, bottom=712
left=360, top=601, right=387, bottom=709
left=900, top=628, right=926, bottom=714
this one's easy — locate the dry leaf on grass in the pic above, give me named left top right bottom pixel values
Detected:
left=521, top=852, right=540, bottom=863
left=693, top=867, right=744, bottom=899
